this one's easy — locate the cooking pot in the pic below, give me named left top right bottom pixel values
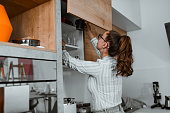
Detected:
left=12, top=38, right=40, bottom=46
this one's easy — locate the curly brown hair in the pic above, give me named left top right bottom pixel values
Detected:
left=106, top=30, right=133, bottom=77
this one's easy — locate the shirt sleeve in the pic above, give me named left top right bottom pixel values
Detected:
left=62, top=50, right=100, bottom=77
left=90, top=37, right=101, bottom=59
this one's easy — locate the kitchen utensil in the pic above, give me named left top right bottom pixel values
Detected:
left=0, top=62, right=5, bottom=79
left=75, top=19, right=86, bottom=31
left=12, top=38, right=40, bottom=46
left=64, top=98, right=75, bottom=104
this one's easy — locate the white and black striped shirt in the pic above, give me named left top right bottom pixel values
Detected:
left=62, top=38, right=122, bottom=111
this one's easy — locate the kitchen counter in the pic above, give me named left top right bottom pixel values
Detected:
left=132, top=107, right=170, bottom=113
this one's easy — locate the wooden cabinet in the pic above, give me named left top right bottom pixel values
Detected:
left=10, top=0, right=56, bottom=50
left=64, top=0, right=125, bottom=61
left=0, top=0, right=126, bottom=112
left=67, top=0, right=112, bottom=31
left=84, top=23, right=127, bottom=61
left=1, top=0, right=56, bottom=51
left=1, top=0, right=113, bottom=54
left=0, top=0, right=60, bottom=113
left=1, top=0, right=112, bottom=52
left=0, top=0, right=58, bottom=62
left=1, top=0, right=50, bottom=18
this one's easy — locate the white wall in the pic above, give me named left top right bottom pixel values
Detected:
left=112, top=0, right=141, bottom=28
left=123, top=0, right=170, bottom=106
left=63, top=70, right=91, bottom=103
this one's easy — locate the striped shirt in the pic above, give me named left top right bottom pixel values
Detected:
left=62, top=37, right=122, bottom=111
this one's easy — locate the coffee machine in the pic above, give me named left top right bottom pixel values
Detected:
left=151, top=81, right=163, bottom=108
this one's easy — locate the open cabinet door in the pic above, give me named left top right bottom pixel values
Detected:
left=67, top=0, right=112, bottom=30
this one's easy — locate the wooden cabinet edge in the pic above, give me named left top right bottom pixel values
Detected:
left=0, top=42, right=56, bottom=53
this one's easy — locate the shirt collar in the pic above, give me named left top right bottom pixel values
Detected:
left=102, top=56, right=114, bottom=61
left=101, top=56, right=117, bottom=66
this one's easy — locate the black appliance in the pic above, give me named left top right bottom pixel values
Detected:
left=151, top=82, right=163, bottom=109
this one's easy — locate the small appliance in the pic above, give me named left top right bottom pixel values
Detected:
left=151, top=81, right=163, bottom=109
left=165, top=96, right=170, bottom=109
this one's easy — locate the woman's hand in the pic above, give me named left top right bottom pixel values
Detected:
left=84, top=22, right=94, bottom=39
left=62, top=40, right=66, bottom=50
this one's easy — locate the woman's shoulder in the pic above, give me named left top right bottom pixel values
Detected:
left=99, top=56, right=116, bottom=62
left=97, top=58, right=117, bottom=68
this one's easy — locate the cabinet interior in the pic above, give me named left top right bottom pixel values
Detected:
left=1, top=0, right=56, bottom=51
left=0, top=0, right=50, bottom=18
left=61, top=0, right=84, bottom=60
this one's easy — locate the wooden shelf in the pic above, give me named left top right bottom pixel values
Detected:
left=0, top=42, right=56, bottom=61
left=1, top=0, right=50, bottom=18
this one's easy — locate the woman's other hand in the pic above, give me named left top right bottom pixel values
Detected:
left=62, top=40, right=66, bottom=50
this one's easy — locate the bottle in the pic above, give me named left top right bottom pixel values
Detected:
left=44, top=82, right=51, bottom=94
left=68, top=37, right=70, bottom=45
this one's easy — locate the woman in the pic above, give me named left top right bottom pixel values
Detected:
left=62, top=24, right=133, bottom=113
